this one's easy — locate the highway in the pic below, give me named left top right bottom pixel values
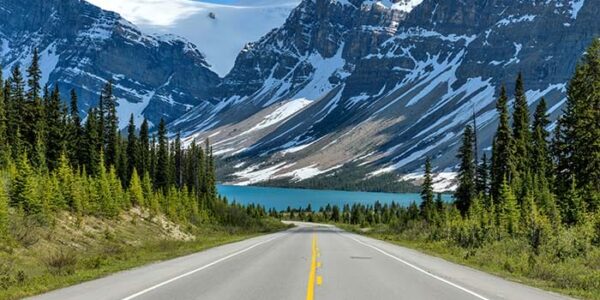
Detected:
left=30, top=222, right=571, bottom=300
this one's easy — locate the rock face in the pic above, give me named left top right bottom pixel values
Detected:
left=0, top=0, right=220, bottom=127
left=172, top=0, right=599, bottom=185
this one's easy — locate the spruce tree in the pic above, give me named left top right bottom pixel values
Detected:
left=138, top=119, right=150, bottom=176
left=45, top=86, right=65, bottom=170
left=83, top=108, right=100, bottom=175
left=102, top=83, right=119, bottom=168
left=26, top=49, right=42, bottom=102
left=11, top=154, right=42, bottom=215
left=498, top=177, right=519, bottom=235
left=174, top=132, right=183, bottom=188
left=126, top=114, right=139, bottom=184
left=491, top=86, right=514, bottom=200
left=531, top=98, right=552, bottom=183
left=10, top=66, right=27, bottom=154
left=511, top=73, right=532, bottom=195
left=129, top=168, right=144, bottom=207
left=559, top=39, right=600, bottom=209
left=455, top=125, right=476, bottom=216
left=68, top=89, right=83, bottom=166
left=419, top=157, right=435, bottom=221
left=155, top=119, right=169, bottom=191
left=476, top=153, right=489, bottom=199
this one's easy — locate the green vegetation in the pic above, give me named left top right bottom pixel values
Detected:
left=0, top=52, right=286, bottom=298
left=254, top=163, right=420, bottom=193
left=281, top=40, right=600, bottom=299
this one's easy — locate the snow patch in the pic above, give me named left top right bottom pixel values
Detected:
left=245, top=98, right=312, bottom=134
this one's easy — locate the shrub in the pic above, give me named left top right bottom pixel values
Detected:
left=44, top=248, right=78, bottom=275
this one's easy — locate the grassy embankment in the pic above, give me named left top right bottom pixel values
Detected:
left=0, top=210, right=287, bottom=300
left=340, top=224, right=600, bottom=300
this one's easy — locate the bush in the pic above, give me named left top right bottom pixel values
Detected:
left=44, top=249, right=78, bottom=275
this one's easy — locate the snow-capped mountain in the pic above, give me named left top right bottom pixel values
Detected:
left=85, top=0, right=300, bottom=76
left=0, top=0, right=220, bottom=128
left=171, top=0, right=599, bottom=186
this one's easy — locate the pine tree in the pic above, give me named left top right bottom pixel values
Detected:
left=559, top=39, right=600, bottom=210
left=476, top=153, right=489, bottom=199
left=512, top=73, right=531, bottom=177
left=83, top=108, right=100, bottom=174
left=138, top=119, right=150, bottom=176
left=45, top=86, right=66, bottom=170
left=155, top=119, right=169, bottom=191
left=128, top=168, right=144, bottom=207
left=420, top=157, right=435, bottom=221
left=491, top=86, right=514, bottom=200
left=455, top=125, right=476, bottom=215
left=531, top=98, right=552, bottom=183
left=174, top=133, right=183, bottom=188
left=102, top=83, right=119, bottom=168
left=204, top=138, right=217, bottom=206
left=26, top=49, right=42, bottom=102
left=498, top=177, right=519, bottom=235
left=10, top=66, right=27, bottom=154
left=11, top=154, right=42, bottom=215
left=68, top=89, right=83, bottom=166
left=126, top=114, right=138, bottom=185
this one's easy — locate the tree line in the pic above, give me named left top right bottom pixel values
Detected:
left=0, top=49, right=269, bottom=239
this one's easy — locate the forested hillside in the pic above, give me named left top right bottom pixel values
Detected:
left=283, top=40, right=600, bottom=299
left=0, top=49, right=282, bottom=299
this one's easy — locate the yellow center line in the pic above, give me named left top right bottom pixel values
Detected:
left=306, top=233, right=317, bottom=300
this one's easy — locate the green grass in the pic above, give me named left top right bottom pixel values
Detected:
left=0, top=213, right=288, bottom=300
left=340, top=224, right=599, bottom=300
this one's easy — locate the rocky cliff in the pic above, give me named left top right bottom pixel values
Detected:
left=0, top=0, right=220, bottom=127
left=171, top=0, right=598, bottom=187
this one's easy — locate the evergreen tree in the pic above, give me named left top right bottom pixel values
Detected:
left=455, top=125, right=476, bottom=215
left=498, top=177, right=519, bottom=235
left=11, top=154, right=42, bottom=215
left=476, top=153, right=489, bottom=199
left=420, top=157, right=435, bottom=221
left=174, top=133, right=183, bottom=188
left=126, top=114, right=139, bottom=184
left=102, top=83, right=119, bottom=168
left=138, top=119, right=150, bottom=176
left=10, top=66, right=27, bottom=154
left=559, top=39, right=600, bottom=209
left=83, top=108, right=100, bottom=174
left=45, top=86, right=65, bottom=170
left=129, top=168, right=144, bottom=207
left=531, top=98, right=552, bottom=182
left=512, top=73, right=531, bottom=178
left=155, top=119, right=169, bottom=191
left=491, top=86, right=514, bottom=200
left=68, top=89, right=83, bottom=166
left=26, top=49, right=42, bottom=102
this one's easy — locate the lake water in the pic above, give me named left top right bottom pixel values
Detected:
left=217, top=185, right=452, bottom=211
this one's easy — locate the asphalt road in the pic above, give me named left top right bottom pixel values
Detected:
left=30, top=222, right=571, bottom=300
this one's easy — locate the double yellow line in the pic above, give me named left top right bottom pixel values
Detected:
left=306, top=233, right=321, bottom=300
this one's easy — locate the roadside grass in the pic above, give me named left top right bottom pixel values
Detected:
left=0, top=212, right=287, bottom=300
left=340, top=224, right=600, bottom=300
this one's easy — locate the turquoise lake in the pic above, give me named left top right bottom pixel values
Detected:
left=217, top=185, right=453, bottom=211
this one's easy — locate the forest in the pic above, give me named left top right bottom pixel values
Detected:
left=0, top=49, right=281, bottom=298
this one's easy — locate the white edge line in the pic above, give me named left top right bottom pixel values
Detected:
left=121, top=234, right=283, bottom=300
left=345, top=234, right=491, bottom=300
